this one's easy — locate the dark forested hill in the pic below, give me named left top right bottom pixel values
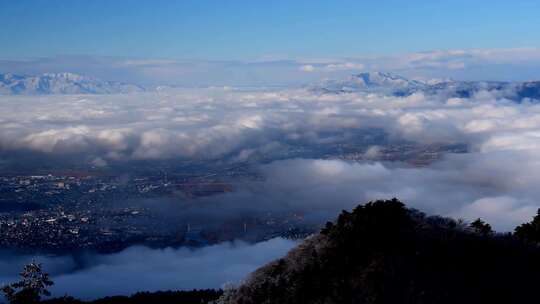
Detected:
left=226, top=199, right=540, bottom=304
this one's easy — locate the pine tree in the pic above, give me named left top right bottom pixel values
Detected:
left=514, top=208, right=540, bottom=243
left=470, top=218, right=493, bottom=236
left=1, top=261, right=54, bottom=304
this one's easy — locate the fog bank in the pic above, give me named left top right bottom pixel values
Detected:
left=0, top=238, right=297, bottom=300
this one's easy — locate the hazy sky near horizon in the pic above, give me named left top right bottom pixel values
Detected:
left=2, top=1, right=540, bottom=85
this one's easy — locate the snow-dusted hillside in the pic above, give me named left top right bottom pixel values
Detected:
left=313, top=72, right=426, bottom=96
left=313, top=71, right=540, bottom=102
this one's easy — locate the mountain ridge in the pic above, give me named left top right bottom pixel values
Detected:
left=313, top=71, right=540, bottom=102
left=0, top=72, right=145, bottom=95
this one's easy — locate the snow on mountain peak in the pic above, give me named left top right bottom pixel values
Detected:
left=312, top=71, right=540, bottom=102
left=0, top=72, right=144, bottom=95
left=313, top=71, right=426, bottom=96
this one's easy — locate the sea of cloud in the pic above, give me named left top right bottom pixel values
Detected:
left=0, top=87, right=532, bottom=161
left=2, top=87, right=540, bottom=229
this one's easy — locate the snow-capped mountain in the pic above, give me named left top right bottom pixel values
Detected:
left=313, top=72, right=540, bottom=102
left=0, top=72, right=145, bottom=95
left=313, top=72, right=427, bottom=96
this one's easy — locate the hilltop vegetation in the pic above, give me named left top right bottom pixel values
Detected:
left=225, top=199, right=540, bottom=304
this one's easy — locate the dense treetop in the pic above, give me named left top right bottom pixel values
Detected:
left=226, top=199, right=540, bottom=304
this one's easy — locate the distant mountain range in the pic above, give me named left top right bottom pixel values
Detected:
left=4, top=71, right=540, bottom=100
left=313, top=71, right=540, bottom=102
left=0, top=72, right=145, bottom=95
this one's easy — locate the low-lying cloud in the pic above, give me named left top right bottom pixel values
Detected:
left=2, top=86, right=539, bottom=164
left=2, top=81, right=540, bottom=227
left=249, top=153, right=540, bottom=231
left=0, top=238, right=296, bottom=300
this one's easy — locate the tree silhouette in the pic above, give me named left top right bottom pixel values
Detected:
left=1, top=261, right=54, bottom=304
left=470, top=218, right=493, bottom=236
left=514, top=208, right=540, bottom=244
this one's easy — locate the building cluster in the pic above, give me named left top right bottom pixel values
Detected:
left=0, top=204, right=163, bottom=252
left=336, top=143, right=467, bottom=166
left=0, top=172, right=314, bottom=253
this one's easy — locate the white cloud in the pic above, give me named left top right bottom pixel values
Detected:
left=21, top=126, right=91, bottom=153
left=299, top=64, right=316, bottom=72
left=453, top=197, right=538, bottom=229
left=324, top=62, right=365, bottom=71
left=0, top=85, right=539, bottom=163
left=0, top=238, right=297, bottom=300
left=234, top=151, right=540, bottom=231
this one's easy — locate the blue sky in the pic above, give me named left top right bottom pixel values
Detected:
left=1, top=0, right=540, bottom=60
left=2, top=1, right=540, bottom=85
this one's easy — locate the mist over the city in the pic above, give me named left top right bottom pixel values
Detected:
left=0, top=238, right=296, bottom=299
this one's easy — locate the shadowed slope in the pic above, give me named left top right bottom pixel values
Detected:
left=228, top=199, right=540, bottom=304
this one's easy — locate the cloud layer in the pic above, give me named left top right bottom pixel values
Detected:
left=1, top=85, right=539, bottom=162
left=249, top=154, right=540, bottom=231
left=2, top=81, right=540, bottom=228
left=0, top=238, right=296, bottom=300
